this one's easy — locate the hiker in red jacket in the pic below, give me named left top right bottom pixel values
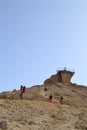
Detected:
left=22, top=86, right=26, bottom=93
left=48, top=94, right=53, bottom=103
left=20, top=85, right=26, bottom=99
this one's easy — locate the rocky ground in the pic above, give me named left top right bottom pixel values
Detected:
left=0, top=83, right=87, bottom=130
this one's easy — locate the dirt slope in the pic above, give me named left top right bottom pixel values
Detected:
left=0, top=83, right=87, bottom=130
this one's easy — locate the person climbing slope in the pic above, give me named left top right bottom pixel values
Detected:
left=20, top=85, right=26, bottom=99
left=48, top=94, right=53, bottom=103
left=59, top=96, right=63, bottom=103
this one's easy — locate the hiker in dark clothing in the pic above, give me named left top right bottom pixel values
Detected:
left=60, top=96, right=63, bottom=103
left=20, top=85, right=23, bottom=91
left=44, top=87, right=48, bottom=91
left=20, top=85, right=26, bottom=99
left=44, top=87, right=48, bottom=96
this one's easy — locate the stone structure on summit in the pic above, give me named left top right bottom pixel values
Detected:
left=44, top=68, right=75, bottom=85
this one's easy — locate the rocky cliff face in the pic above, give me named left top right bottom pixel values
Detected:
left=44, top=70, right=74, bottom=85
left=0, top=74, right=87, bottom=130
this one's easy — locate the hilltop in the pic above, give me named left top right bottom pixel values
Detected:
left=0, top=70, right=87, bottom=130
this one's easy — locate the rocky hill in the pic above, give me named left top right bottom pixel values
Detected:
left=0, top=70, right=87, bottom=130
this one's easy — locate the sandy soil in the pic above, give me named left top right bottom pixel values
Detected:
left=0, top=83, right=87, bottom=130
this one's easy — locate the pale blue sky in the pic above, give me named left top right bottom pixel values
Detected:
left=0, top=0, right=87, bottom=92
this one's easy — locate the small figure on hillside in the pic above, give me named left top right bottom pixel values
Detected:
left=20, top=85, right=26, bottom=100
left=20, top=85, right=23, bottom=91
left=44, top=87, right=48, bottom=96
left=59, top=96, right=63, bottom=103
left=48, top=94, right=53, bottom=103
left=44, top=87, right=48, bottom=91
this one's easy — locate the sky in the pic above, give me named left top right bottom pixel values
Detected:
left=0, top=0, right=87, bottom=92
